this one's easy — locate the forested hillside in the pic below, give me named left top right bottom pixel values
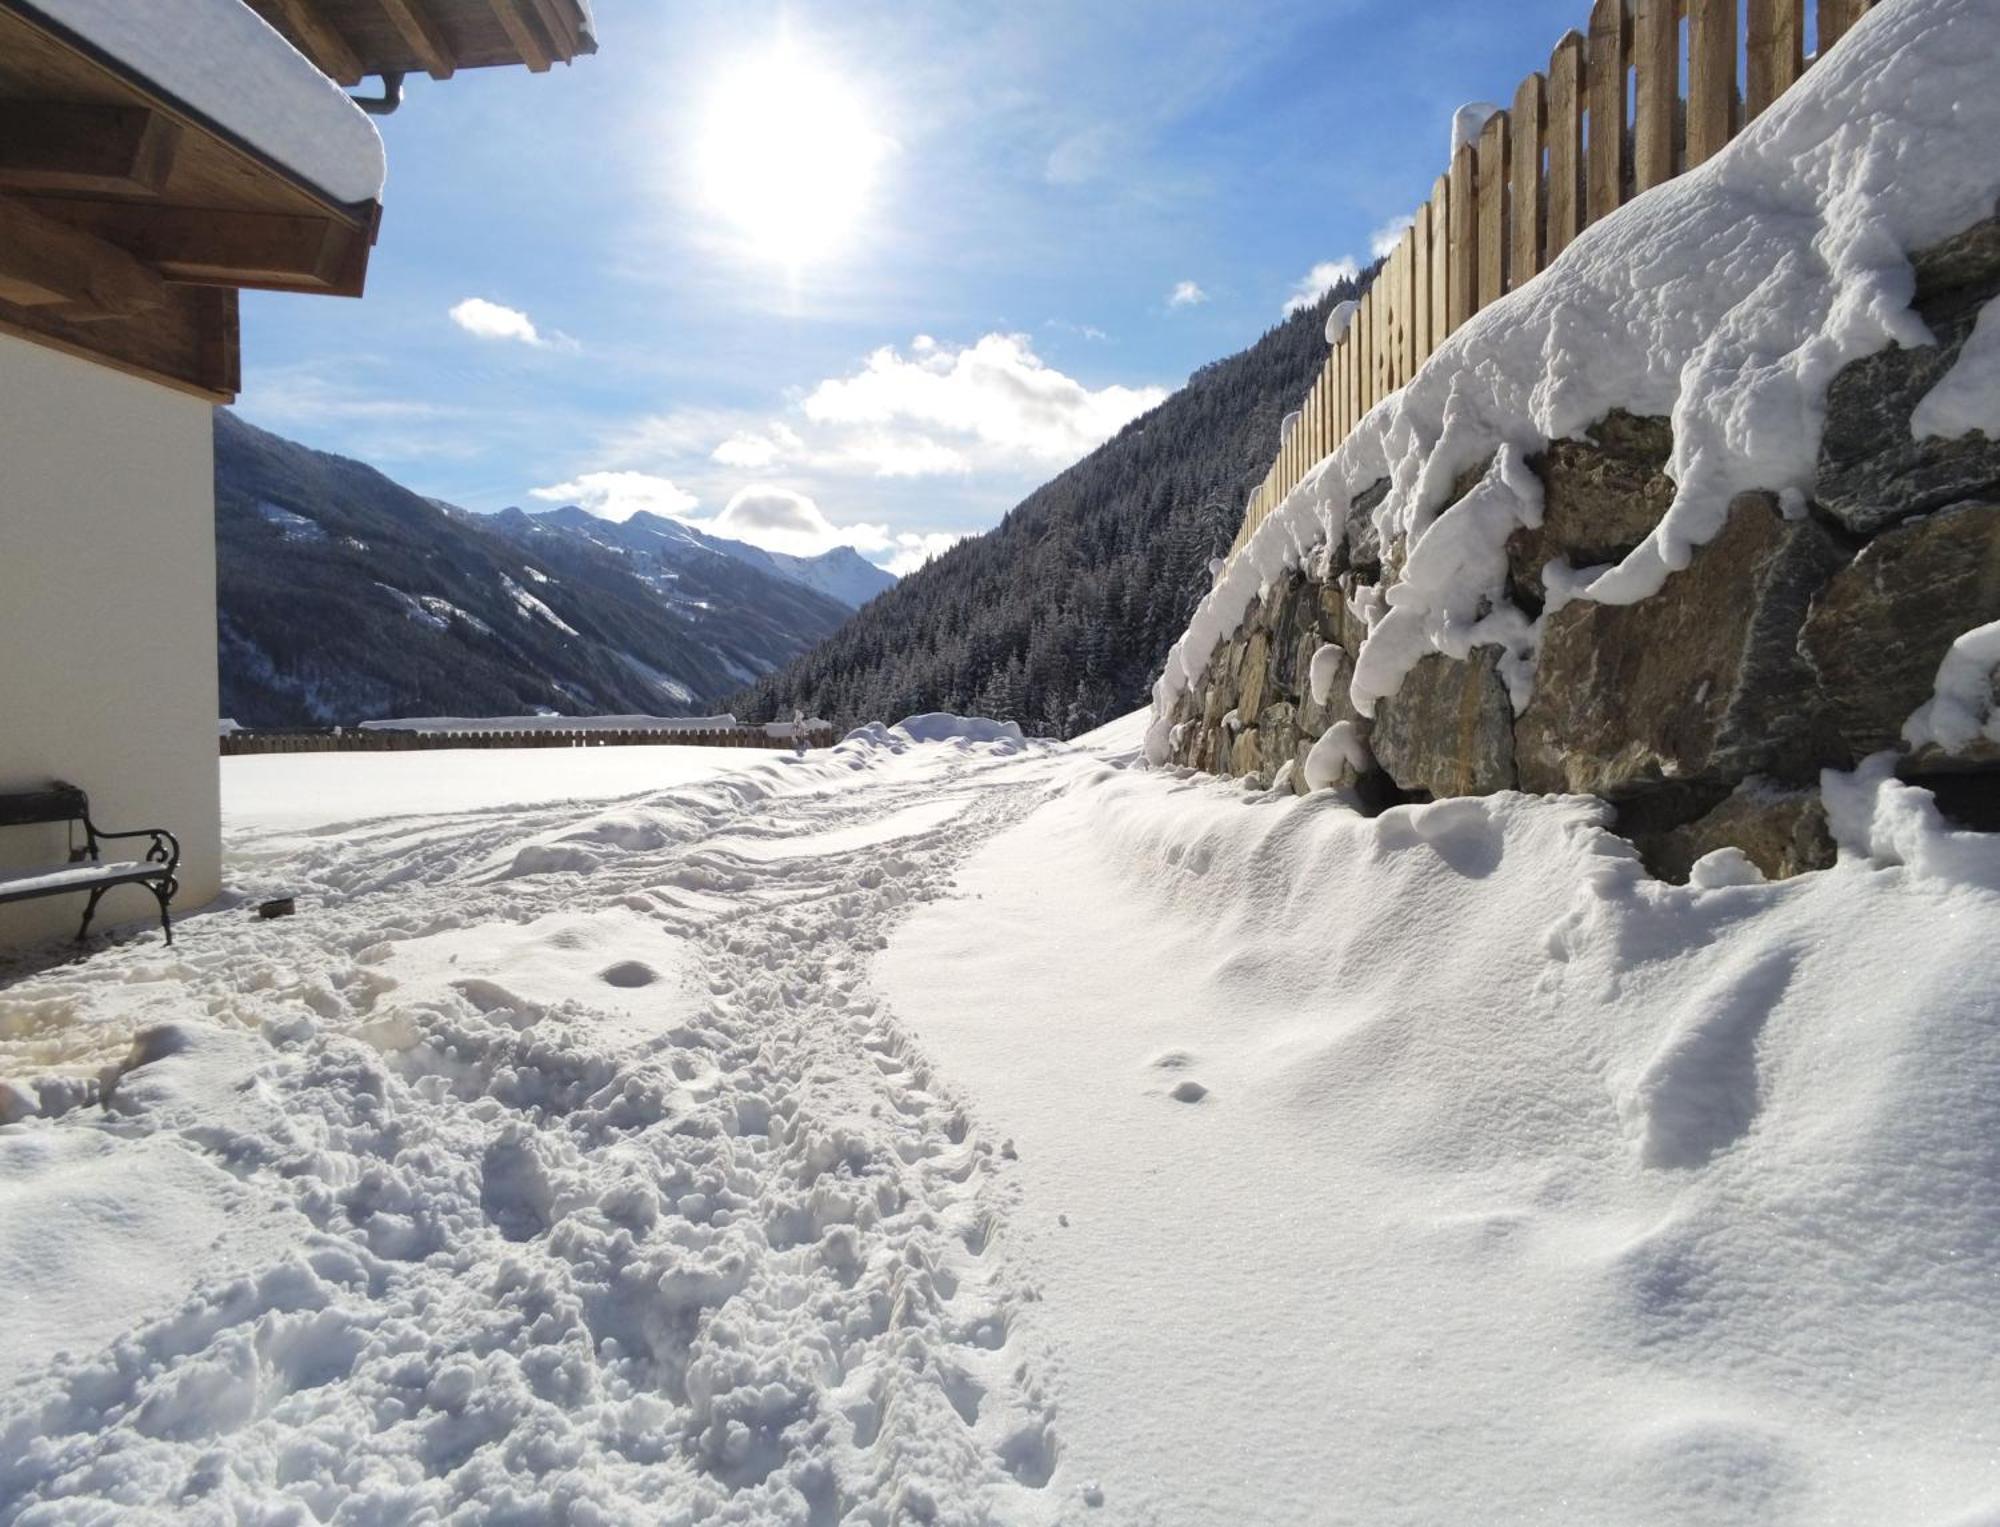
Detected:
left=733, top=278, right=1365, bottom=737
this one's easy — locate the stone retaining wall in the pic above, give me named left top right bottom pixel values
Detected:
left=1161, top=214, right=2000, bottom=880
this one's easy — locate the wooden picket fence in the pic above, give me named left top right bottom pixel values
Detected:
left=1230, top=0, right=1878, bottom=555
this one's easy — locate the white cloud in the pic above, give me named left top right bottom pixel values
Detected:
left=1281, top=258, right=1361, bottom=316
left=802, top=332, right=1167, bottom=471
left=1167, top=280, right=1209, bottom=309
left=529, top=470, right=698, bottom=522
left=881, top=531, right=965, bottom=576
left=710, top=423, right=804, bottom=470
left=450, top=297, right=546, bottom=346
left=1370, top=215, right=1415, bottom=258
left=709, top=486, right=860, bottom=557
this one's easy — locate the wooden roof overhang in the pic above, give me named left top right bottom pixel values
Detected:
left=0, top=3, right=387, bottom=401
left=242, top=0, right=595, bottom=84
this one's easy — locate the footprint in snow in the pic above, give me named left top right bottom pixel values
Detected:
left=1169, top=1079, right=1209, bottom=1104
left=598, top=959, right=658, bottom=988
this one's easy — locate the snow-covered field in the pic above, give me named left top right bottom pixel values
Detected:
left=222, top=746, right=769, bottom=833
left=4, top=722, right=2000, bottom=1523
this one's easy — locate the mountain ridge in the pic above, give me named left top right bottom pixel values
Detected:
left=213, top=411, right=858, bottom=727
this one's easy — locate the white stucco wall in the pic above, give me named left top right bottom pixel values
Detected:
left=0, top=334, right=221, bottom=949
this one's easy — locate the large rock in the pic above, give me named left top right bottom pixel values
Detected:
left=1816, top=213, right=2000, bottom=536
left=1371, top=646, right=1517, bottom=798
left=1343, top=479, right=1390, bottom=573
left=1235, top=631, right=1271, bottom=722
left=1320, top=576, right=1373, bottom=659
left=1799, top=500, right=2000, bottom=765
left=1510, top=411, right=1676, bottom=607
left=1230, top=726, right=1264, bottom=783
left=1257, top=702, right=1301, bottom=779
left=1635, top=778, right=1838, bottom=884
left=1516, top=493, right=1846, bottom=796
left=1266, top=575, right=1315, bottom=700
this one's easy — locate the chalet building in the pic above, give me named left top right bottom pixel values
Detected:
left=0, top=0, right=594, bottom=948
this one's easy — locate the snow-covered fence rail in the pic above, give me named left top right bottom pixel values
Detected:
left=1232, top=0, right=1878, bottom=556
left=220, top=723, right=835, bottom=756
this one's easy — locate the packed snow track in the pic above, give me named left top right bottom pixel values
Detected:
left=4, top=713, right=2000, bottom=1525
left=0, top=724, right=1069, bottom=1523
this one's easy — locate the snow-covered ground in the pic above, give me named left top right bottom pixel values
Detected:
left=4, top=722, right=2000, bottom=1523
left=222, top=746, right=768, bottom=833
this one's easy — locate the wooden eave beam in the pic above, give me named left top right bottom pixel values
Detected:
left=20, top=199, right=373, bottom=296
left=486, top=0, right=552, bottom=71
left=0, top=193, right=167, bottom=319
left=265, top=0, right=366, bottom=85
left=524, top=0, right=579, bottom=58
left=0, top=101, right=181, bottom=195
left=377, top=0, right=456, bottom=79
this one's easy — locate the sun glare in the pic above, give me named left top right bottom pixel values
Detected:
left=696, top=42, right=887, bottom=271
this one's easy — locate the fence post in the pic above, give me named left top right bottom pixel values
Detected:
left=1448, top=141, right=1477, bottom=333
left=1586, top=0, right=1630, bottom=227
left=1510, top=72, right=1547, bottom=289
left=1546, top=31, right=1586, bottom=259
left=1412, top=196, right=1434, bottom=370
left=1747, top=0, right=1804, bottom=115
left=1476, top=110, right=1510, bottom=309
left=1428, top=173, right=1450, bottom=359
left=1634, top=0, right=1677, bottom=190
left=1686, top=0, right=1739, bottom=166
left=1816, top=0, right=1865, bottom=54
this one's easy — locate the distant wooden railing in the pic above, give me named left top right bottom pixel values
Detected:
left=220, top=724, right=835, bottom=756
left=1230, top=0, right=1878, bottom=556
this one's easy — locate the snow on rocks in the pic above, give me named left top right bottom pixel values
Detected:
left=0, top=724, right=1069, bottom=1521
left=1149, top=0, right=2000, bottom=765
left=1904, top=620, right=2000, bottom=756
left=1912, top=294, right=2000, bottom=440
left=22, top=0, right=388, bottom=205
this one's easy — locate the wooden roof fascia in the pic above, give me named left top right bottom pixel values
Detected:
left=524, top=0, right=579, bottom=57
left=264, top=0, right=366, bottom=85
left=0, top=193, right=168, bottom=318
left=376, top=0, right=457, bottom=79
left=0, top=100, right=182, bottom=196
left=0, top=283, right=239, bottom=402
left=485, top=0, right=552, bottom=73
left=17, top=199, right=375, bottom=297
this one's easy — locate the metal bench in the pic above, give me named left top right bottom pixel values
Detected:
left=0, top=783, right=181, bottom=945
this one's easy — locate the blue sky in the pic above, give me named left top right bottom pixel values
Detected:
left=236, top=0, right=1582, bottom=573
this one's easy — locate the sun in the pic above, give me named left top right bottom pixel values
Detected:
left=696, top=41, right=888, bottom=271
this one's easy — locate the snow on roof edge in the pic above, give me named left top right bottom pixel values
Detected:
left=21, top=0, right=387, bottom=206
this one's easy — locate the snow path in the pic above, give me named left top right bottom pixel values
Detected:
left=8, top=721, right=2000, bottom=1522
left=0, top=733, right=1074, bottom=1522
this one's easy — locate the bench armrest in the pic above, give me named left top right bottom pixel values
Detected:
left=87, top=824, right=180, bottom=874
